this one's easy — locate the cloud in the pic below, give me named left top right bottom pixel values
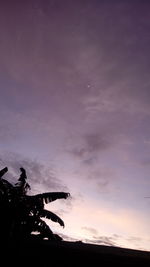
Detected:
left=0, top=152, right=68, bottom=194
left=85, top=133, right=111, bottom=153
left=83, top=235, right=117, bottom=247
left=81, top=223, right=149, bottom=250
left=55, top=233, right=78, bottom=242
left=82, top=87, right=150, bottom=117
left=66, top=130, right=119, bottom=192
left=82, top=234, right=149, bottom=251
left=86, top=167, right=117, bottom=186
left=57, top=230, right=150, bottom=251
left=81, top=227, right=99, bottom=236
left=123, top=235, right=150, bottom=251
left=126, top=236, right=142, bottom=243
left=68, top=131, right=113, bottom=163
left=139, top=159, right=150, bottom=167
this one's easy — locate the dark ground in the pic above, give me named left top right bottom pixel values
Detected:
left=2, top=239, right=150, bottom=267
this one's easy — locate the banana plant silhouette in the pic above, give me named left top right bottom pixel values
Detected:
left=0, top=167, right=70, bottom=241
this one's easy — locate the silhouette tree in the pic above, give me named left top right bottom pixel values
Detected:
left=0, top=167, right=70, bottom=241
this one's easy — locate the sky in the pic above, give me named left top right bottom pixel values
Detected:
left=0, top=0, right=150, bottom=251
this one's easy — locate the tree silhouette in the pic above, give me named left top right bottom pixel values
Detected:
left=0, top=167, right=70, bottom=241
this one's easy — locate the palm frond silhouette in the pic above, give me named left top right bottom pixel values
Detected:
left=0, top=167, right=70, bottom=241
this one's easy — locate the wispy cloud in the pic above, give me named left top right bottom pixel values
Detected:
left=68, top=131, right=114, bottom=163
left=83, top=235, right=117, bottom=247
left=0, top=152, right=68, bottom=194
left=81, top=226, right=99, bottom=236
left=82, top=234, right=150, bottom=251
left=82, top=85, right=150, bottom=117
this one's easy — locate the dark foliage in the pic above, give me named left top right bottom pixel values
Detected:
left=0, top=167, right=70, bottom=241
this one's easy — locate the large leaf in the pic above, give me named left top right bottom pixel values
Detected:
left=0, top=167, right=8, bottom=178
left=40, top=209, right=65, bottom=227
left=30, top=192, right=70, bottom=205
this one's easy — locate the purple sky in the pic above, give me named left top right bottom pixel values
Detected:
left=0, top=0, right=150, bottom=251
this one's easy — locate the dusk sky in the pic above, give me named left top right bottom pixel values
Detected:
left=0, top=0, right=150, bottom=251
